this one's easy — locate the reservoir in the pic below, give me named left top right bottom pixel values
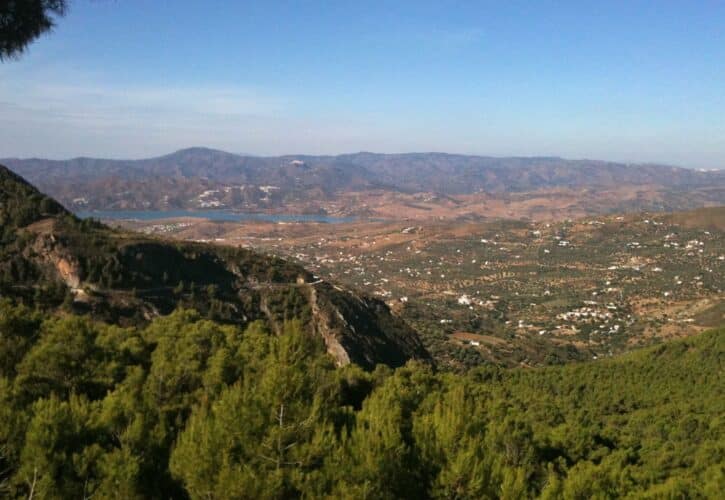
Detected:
left=76, top=209, right=357, bottom=223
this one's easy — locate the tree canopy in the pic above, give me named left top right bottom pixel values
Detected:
left=0, top=299, right=722, bottom=498
left=0, top=0, right=67, bottom=60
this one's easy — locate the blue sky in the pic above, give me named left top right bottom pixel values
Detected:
left=0, top=0, right=723, bottom=167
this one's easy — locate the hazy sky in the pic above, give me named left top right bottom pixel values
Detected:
left=1, top=1, right=723, bottom=167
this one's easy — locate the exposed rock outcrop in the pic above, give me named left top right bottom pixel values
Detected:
left=1, top=163, right=432, bottom=370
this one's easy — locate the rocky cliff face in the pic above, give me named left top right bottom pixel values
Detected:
left=254, top=281, right=428, bottom=369
left=29, top=231, right=82, bottom=289
left=0, top=164, right=431, bottom=369
left=309, top=283, right=429, bottom=369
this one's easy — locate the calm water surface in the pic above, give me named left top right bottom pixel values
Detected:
left=76, top=209, right=357, bottom=223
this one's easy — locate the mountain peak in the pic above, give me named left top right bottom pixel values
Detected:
left=165, top=147, right=239, bottom=158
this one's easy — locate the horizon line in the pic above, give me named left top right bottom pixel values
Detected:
left=3, top=146, right=718, bottom=171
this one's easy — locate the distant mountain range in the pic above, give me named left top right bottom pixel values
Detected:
left=3, top=148, right=724, bottom=215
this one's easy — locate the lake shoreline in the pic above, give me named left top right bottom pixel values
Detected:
left=76, top=209, right=361, bottom=224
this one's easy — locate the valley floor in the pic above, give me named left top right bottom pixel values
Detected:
left=110, top=207, right=725, bottom=370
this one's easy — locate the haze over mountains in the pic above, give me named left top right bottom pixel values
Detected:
left=4, top=148, right=724, bottom=217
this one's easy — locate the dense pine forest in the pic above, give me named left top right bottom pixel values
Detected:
left=0, top=300, right=722, bottom=498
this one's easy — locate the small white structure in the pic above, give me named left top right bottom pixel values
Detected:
left=457, top=295, right=472, bottom=306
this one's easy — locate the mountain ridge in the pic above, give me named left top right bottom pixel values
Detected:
left=8, top=146, right=714, bottom=169
left=0, top=164, right=430, bottom=369
left=3, top=149, right=724, bottom=215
